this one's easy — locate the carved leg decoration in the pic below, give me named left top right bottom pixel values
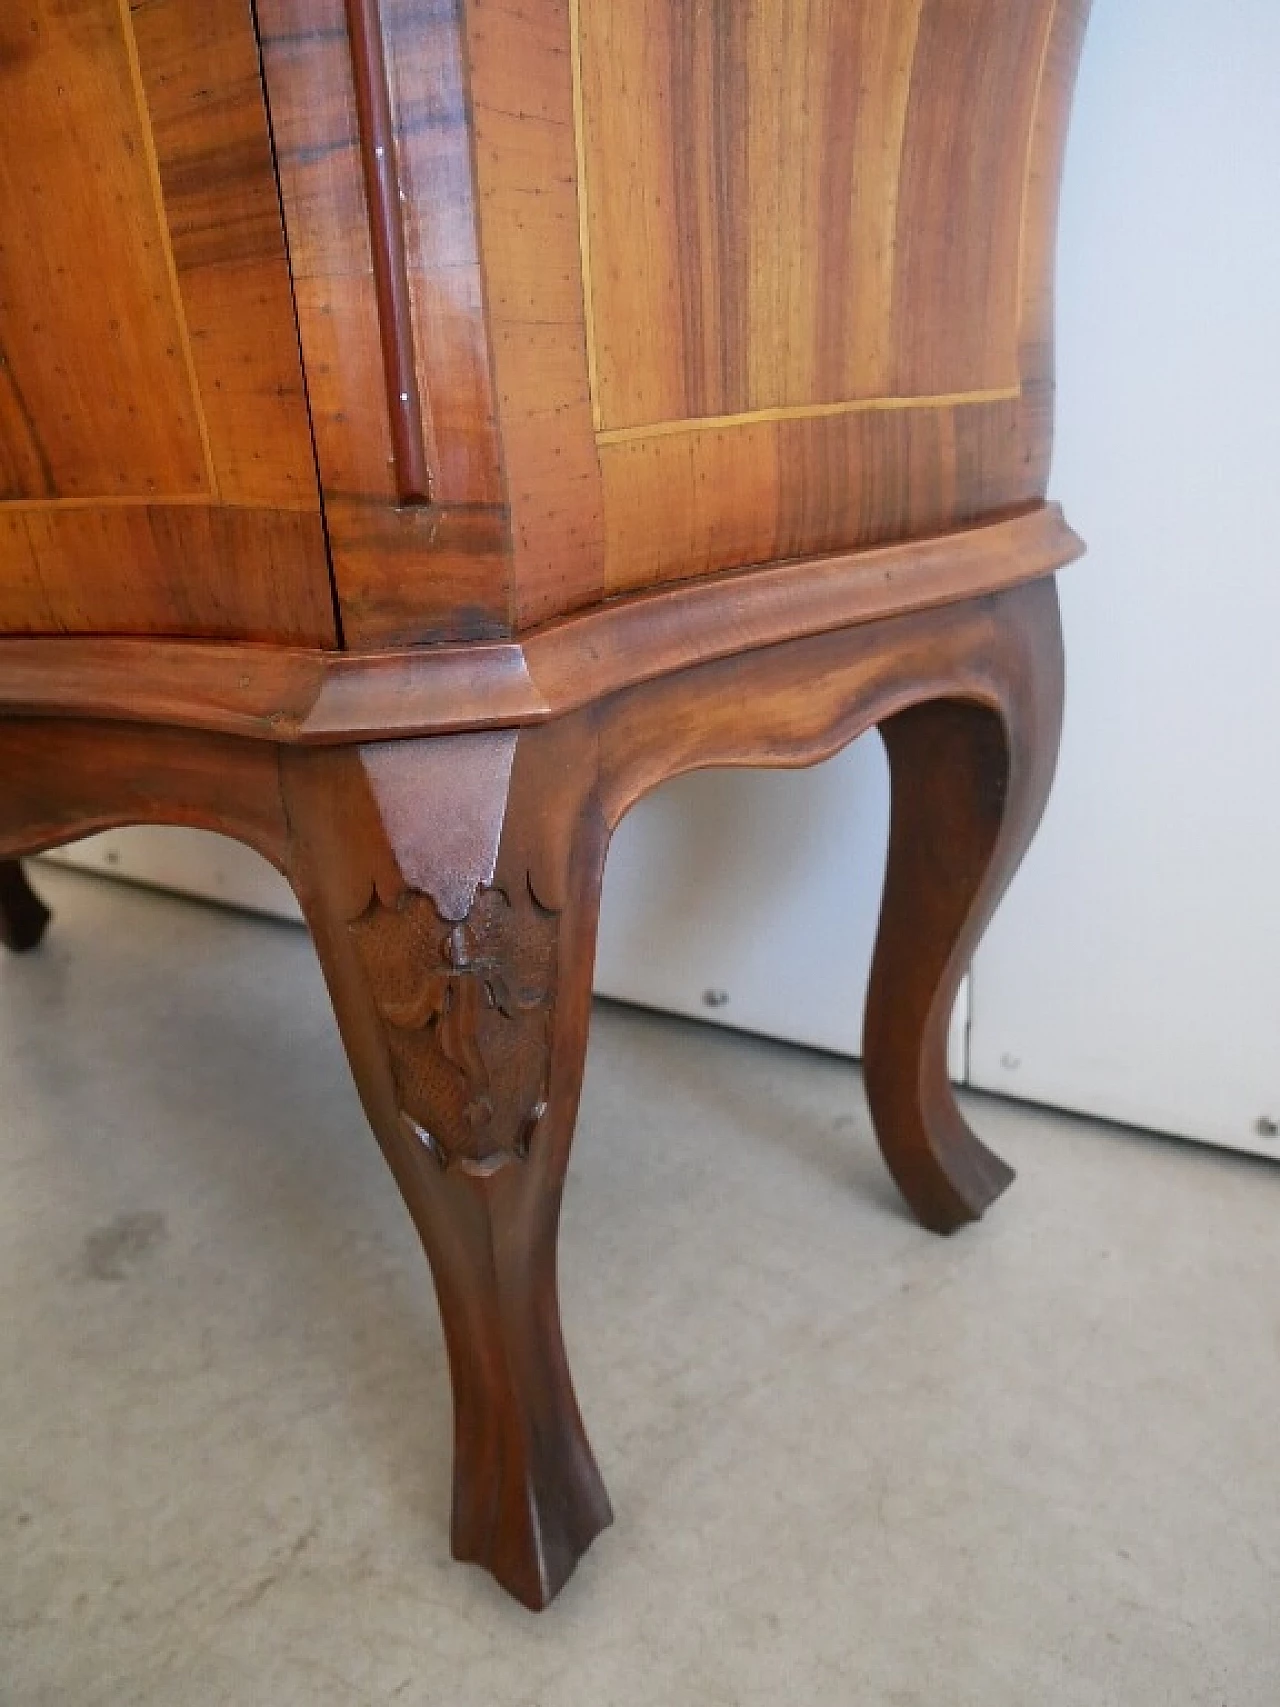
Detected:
left=0, top=860, right=51, bottom=952
left=281, top=717, right=612, bottom=1609
left=862, top=578, right=1065, bottom=1234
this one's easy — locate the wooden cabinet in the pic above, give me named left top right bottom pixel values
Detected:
left=0, top=0, right=1091, bottom=1608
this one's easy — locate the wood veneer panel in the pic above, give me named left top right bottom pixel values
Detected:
left=890, top=0, right=1050, bottom=397
left=465, top=0, right=606, bottom=629
left=0, top=0, right=210, bottom=501
left=128, top=0, right=324, bottom=514
left=257, top=0, right=511, bottom=646
left=1016, top=0, right=1093, bottom=494
left=0, top=0, right=338, bottom=644
left=0, top=507, right=1083, bottom=740
left=0, top=503, right=331, bottom=642
left=573, top=0, right=1080, bottom=598
left=577, top=0, right=1056, bottom=435
left=601, top=399, right=1033, bottom=595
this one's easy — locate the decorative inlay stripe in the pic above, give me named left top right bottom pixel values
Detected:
left=343, top=0, right=433, bottom=505
left=114, top=0, right=217, bottom=501
left=568, top=0, right=603, bottom=434
left=595, top=387, right=1021, bottom=447
left=0, top=494, right=218, bottom=513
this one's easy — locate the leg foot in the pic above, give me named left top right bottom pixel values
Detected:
left=0, top=861, right=50, bottom=952
left=863, top=581, right=1065, bottom=1233
left=428, top=1147, right=613, bottom=1608
left=282, top=721, right=612, bottom=1608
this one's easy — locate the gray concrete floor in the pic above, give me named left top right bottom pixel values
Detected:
left=2, top=866, right=1278, bottom=1705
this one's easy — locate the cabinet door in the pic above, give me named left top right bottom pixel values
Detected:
left=0, top=0, right=336, bottom=645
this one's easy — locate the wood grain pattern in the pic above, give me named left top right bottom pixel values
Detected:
left=0, top=0, right=211, bottom=501
left=257, top=0, right=510, bottom=645
left=0, top=501, right=332, bottom=643
left=1, top=0, right=1089, bottom=644
left=128, top=0, right=325, bottom=514
left=575, top=0, right=1054, bottom=432
left=599, top=395, right=1033, bottom=594
left=1016, top=0, right=1093, bottom=494
left=0, top=0, right=336, bottom=643
left=563, top=0, right=1087, bottom=599
left=0, top=507, right=1082, bottom=740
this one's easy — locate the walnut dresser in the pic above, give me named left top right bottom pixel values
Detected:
left=0, top=0, right=1092, bottom=1608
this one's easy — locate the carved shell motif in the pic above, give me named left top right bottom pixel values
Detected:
left=348, top=879, right=559, bottom=1172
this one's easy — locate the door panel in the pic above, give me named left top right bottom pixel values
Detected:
left=0, top=0, right=336, bottom=644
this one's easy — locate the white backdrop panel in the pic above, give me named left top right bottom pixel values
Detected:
left=966, top=0, right=1280, bottom=1155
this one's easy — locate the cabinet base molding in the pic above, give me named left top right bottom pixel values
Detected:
left=0, top=506, right=1079, bottom=745
left=0, top=574, right=1063, bottom=1607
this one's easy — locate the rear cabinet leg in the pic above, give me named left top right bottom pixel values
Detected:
left=863, top=580, right=1066, bottom=1233
left=281, top=719, right=612, bottom=1610
left=0, top=860, right=50, bottom=953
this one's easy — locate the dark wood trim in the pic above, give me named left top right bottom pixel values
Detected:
left=343, top=0, right=434, bottom=504
left=0, top=506, right=1082, bottom=743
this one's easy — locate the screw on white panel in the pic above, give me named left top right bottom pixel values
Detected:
left=1256, top=1116, right=1279, bottom=1139
left=702, top=990, right=730, bottom=1009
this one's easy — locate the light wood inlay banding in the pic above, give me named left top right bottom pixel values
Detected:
left=114, top=0, right=219, bottom=501
left=568, top=0, right=603, bottom=434
left=596, top=388, right=1021, bottom=448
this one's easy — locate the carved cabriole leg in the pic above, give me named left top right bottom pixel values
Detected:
left=280, top=717, right=613, bottom=1610
left=0, top=861, right=50, bottom=952
left=591, top=576, right=1065, bottom=1238
left=863, top=580, right=1065, bottom=1232
left=0, top=577, right=1063, bottom=1610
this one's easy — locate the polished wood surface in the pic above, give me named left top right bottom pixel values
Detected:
left=253, top=0, right=1088, bottom=643
left=581, top=0, right=1091, bottom=593
left=0, top=506, right=1080, bottom=742
left=1, top=0, right=1087, bottom=648
left=0, top=0, right=335, bottom=643
left=0, top=578, right=1064, bottom=1604
left=256, top=0, right=509, bottom=646
left=580, top=0, right=1042, bottom=423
